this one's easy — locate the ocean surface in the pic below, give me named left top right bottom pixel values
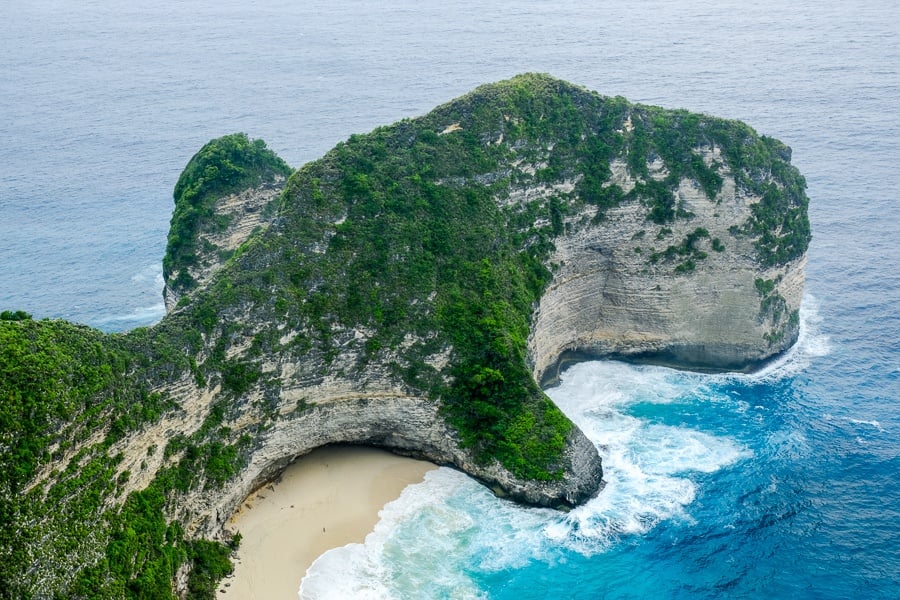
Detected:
left=2, top=1, right=898, bottom=598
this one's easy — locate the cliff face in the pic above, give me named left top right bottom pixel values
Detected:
left=140, top=75, right=807, bottom=540
left=161, top=132, right=292, bottom=311
left=2, top=74, right=810, bottom=597
left=529, top=151, right=805, bottom=384
left=166, top=391, right=600, bottom=539
left=162, top=178, right=285, bottom=312
left=115, top=359, right=600, bottom=542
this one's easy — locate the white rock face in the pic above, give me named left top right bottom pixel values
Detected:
left=117, top=328, right=600, bottom=539
left=177, top=393, right=600, bottom=538
left=111, top=319, right=601, bottom=538
left=529, top=151, right=804, bottom=384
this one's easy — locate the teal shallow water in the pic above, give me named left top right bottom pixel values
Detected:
left=2, top=1, right=898, bottom=597
left=302, top=301, right=899, bottom=599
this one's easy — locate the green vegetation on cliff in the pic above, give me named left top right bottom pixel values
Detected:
left=0, top=317, right=242, bottom=599
left=169, top=74, right=810, bottom=477
left=163, top=133, right=291, bottom=298
left=0, top=74, right=811, bottom=598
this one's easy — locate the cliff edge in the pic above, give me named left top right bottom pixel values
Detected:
left=0, top=74, right=809, bottom=598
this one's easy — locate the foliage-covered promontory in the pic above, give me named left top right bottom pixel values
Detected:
left=0, top=74, right=810, bottom=598
left=163, top=133, right=291, bottom=301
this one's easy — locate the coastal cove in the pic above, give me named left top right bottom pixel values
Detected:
left=2, top=1, right=899, bottom=598
left=219, top=446, right=434, bottom=599
left=0, top=74, right=810, bottom=597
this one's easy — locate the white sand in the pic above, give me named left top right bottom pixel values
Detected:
left=216, top=446, right=435, bottom=599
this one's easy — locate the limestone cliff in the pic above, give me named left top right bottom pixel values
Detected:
left=0, top=74, right=810, bottom=598
left=145, top=74, right=807, bottom=540
left=529, top=150, right=806, bottom=383
left=161, top=132, right=292, bottom=311
left=162, top=178, right=285, bottom=312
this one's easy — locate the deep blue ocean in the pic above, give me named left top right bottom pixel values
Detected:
left=2, top=1, right=898, bottom=598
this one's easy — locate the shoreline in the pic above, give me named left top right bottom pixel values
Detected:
left=216, top=446, right=436, bottom=599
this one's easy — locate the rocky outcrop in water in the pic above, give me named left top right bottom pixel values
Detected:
left=142, top=75, right=809, bottom=539
left=2, top=74, right=809, bottom=597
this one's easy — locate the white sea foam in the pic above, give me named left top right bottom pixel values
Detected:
left=849, top=418, right=885, bottom=432
left=735, top=293, right=831, bottom=383
left=548, top=362, right=750, bottom=554
left=130, top=263, right=164, bottom=286
left=95, top=302, right=166, bottom=327
left=301, top=355, right=751, bottom=597
left=765, top=428, right=811, bottom=460
left=92, top=264, right=167, bottom=329
left=300, top=469, right=490, bottom=599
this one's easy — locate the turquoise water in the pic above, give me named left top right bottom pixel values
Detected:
left=2, top=1, right=898, bottom=598
left=303, top=303, right=898, bottom=598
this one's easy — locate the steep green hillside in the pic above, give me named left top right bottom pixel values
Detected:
left=0, top=309, right=249, bottom=598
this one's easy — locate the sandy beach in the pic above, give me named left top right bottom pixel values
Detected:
left=216, top=446, right=435, bottom=599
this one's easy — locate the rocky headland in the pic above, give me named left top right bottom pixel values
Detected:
left=0, top=74, right=809, bottom=598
